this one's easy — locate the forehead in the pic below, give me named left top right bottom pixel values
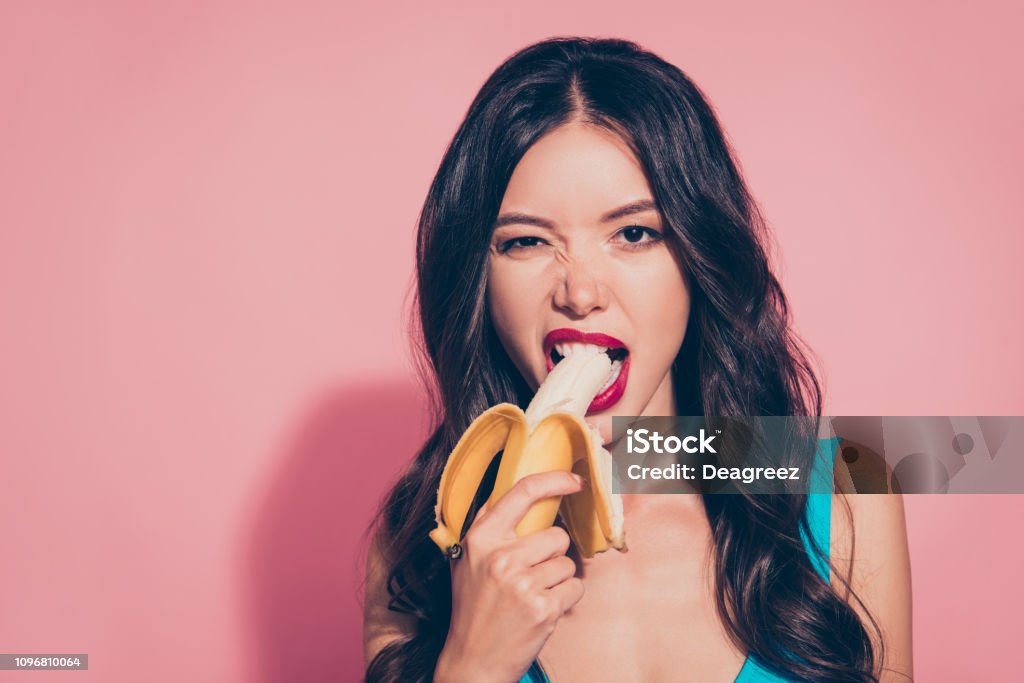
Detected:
left=498, top=123, right=654, bottom=221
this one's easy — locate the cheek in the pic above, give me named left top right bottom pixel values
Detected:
left=488, top=264, right=529, bottom=337
left=620, top=255, right=690, bottom=342
left=487, top=261, right=549, bottom=379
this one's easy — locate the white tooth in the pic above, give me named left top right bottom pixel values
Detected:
left=563, top=343, right=576, bottom=356
left=555, top=342, right=567, bottom=357
left=584, top=343, right=601, bottom=354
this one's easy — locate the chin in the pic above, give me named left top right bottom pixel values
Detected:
left=585, top=395, right=652, bottom=447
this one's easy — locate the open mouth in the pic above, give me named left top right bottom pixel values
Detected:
left=550, top=343, right=628, bottom=391
left=543, top=329, right=631, bottom=413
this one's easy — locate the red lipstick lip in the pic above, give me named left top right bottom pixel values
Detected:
left=542, top=328, right=630, bottom=413
left=543, top=328, right=628, bottom=371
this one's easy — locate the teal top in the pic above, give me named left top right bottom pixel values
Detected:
left=519, top=437, right=839, bottom=683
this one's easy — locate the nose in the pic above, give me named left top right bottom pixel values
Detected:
left=552, top=257, right=608, bottom=318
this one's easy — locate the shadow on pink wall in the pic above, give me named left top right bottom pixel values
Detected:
left=244, top=379, right=430, bottom=682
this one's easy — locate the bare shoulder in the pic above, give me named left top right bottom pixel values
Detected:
left=362, top=529, right=417, bottom=669
left=829, top=461, right=914, bottom=682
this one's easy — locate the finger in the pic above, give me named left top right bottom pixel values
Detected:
left=481, top=471, right=583, bottom=536
left=516, top=526, right=572, bottom=567
left=547, top=576, right=585, bottom=614
left=529, top=555, right=577, bottom=590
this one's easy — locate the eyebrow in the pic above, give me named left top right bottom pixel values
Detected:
left=600, top=199, right=659, bottom=222
left=494, top=199, right=659, bottom=230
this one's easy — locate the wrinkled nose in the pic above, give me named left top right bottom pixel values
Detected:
left=552, top=259, right=608, bottom=318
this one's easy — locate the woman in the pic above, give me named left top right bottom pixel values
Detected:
left=363, top=37, right=912, bottom=682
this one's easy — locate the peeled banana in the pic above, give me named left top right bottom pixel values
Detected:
left=429, top=352, right=627, bottom=559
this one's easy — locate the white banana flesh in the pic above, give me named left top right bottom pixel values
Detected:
left=429, top=352, right=628, bottom=559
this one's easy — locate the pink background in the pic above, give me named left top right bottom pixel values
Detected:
left=1, top=2, right=1021, bottom=681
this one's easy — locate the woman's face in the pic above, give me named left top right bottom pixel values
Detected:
left=487, top=122, right=691, bottom=445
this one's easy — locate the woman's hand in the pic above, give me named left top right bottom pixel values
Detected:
left=434, top=471, right=586, bottom=683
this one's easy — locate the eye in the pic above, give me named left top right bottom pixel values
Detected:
left=497, top=236, right=547, bottom=253
left=616, top=226, right=663, bottom=248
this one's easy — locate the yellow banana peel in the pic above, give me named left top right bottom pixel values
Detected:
left=429, top=353, right=627, bottom=559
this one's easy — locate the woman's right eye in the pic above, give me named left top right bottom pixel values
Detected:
left=497, top=236, right=546, bottom=253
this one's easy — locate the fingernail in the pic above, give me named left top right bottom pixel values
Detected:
left=574, top=473, right=585, bottom=486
